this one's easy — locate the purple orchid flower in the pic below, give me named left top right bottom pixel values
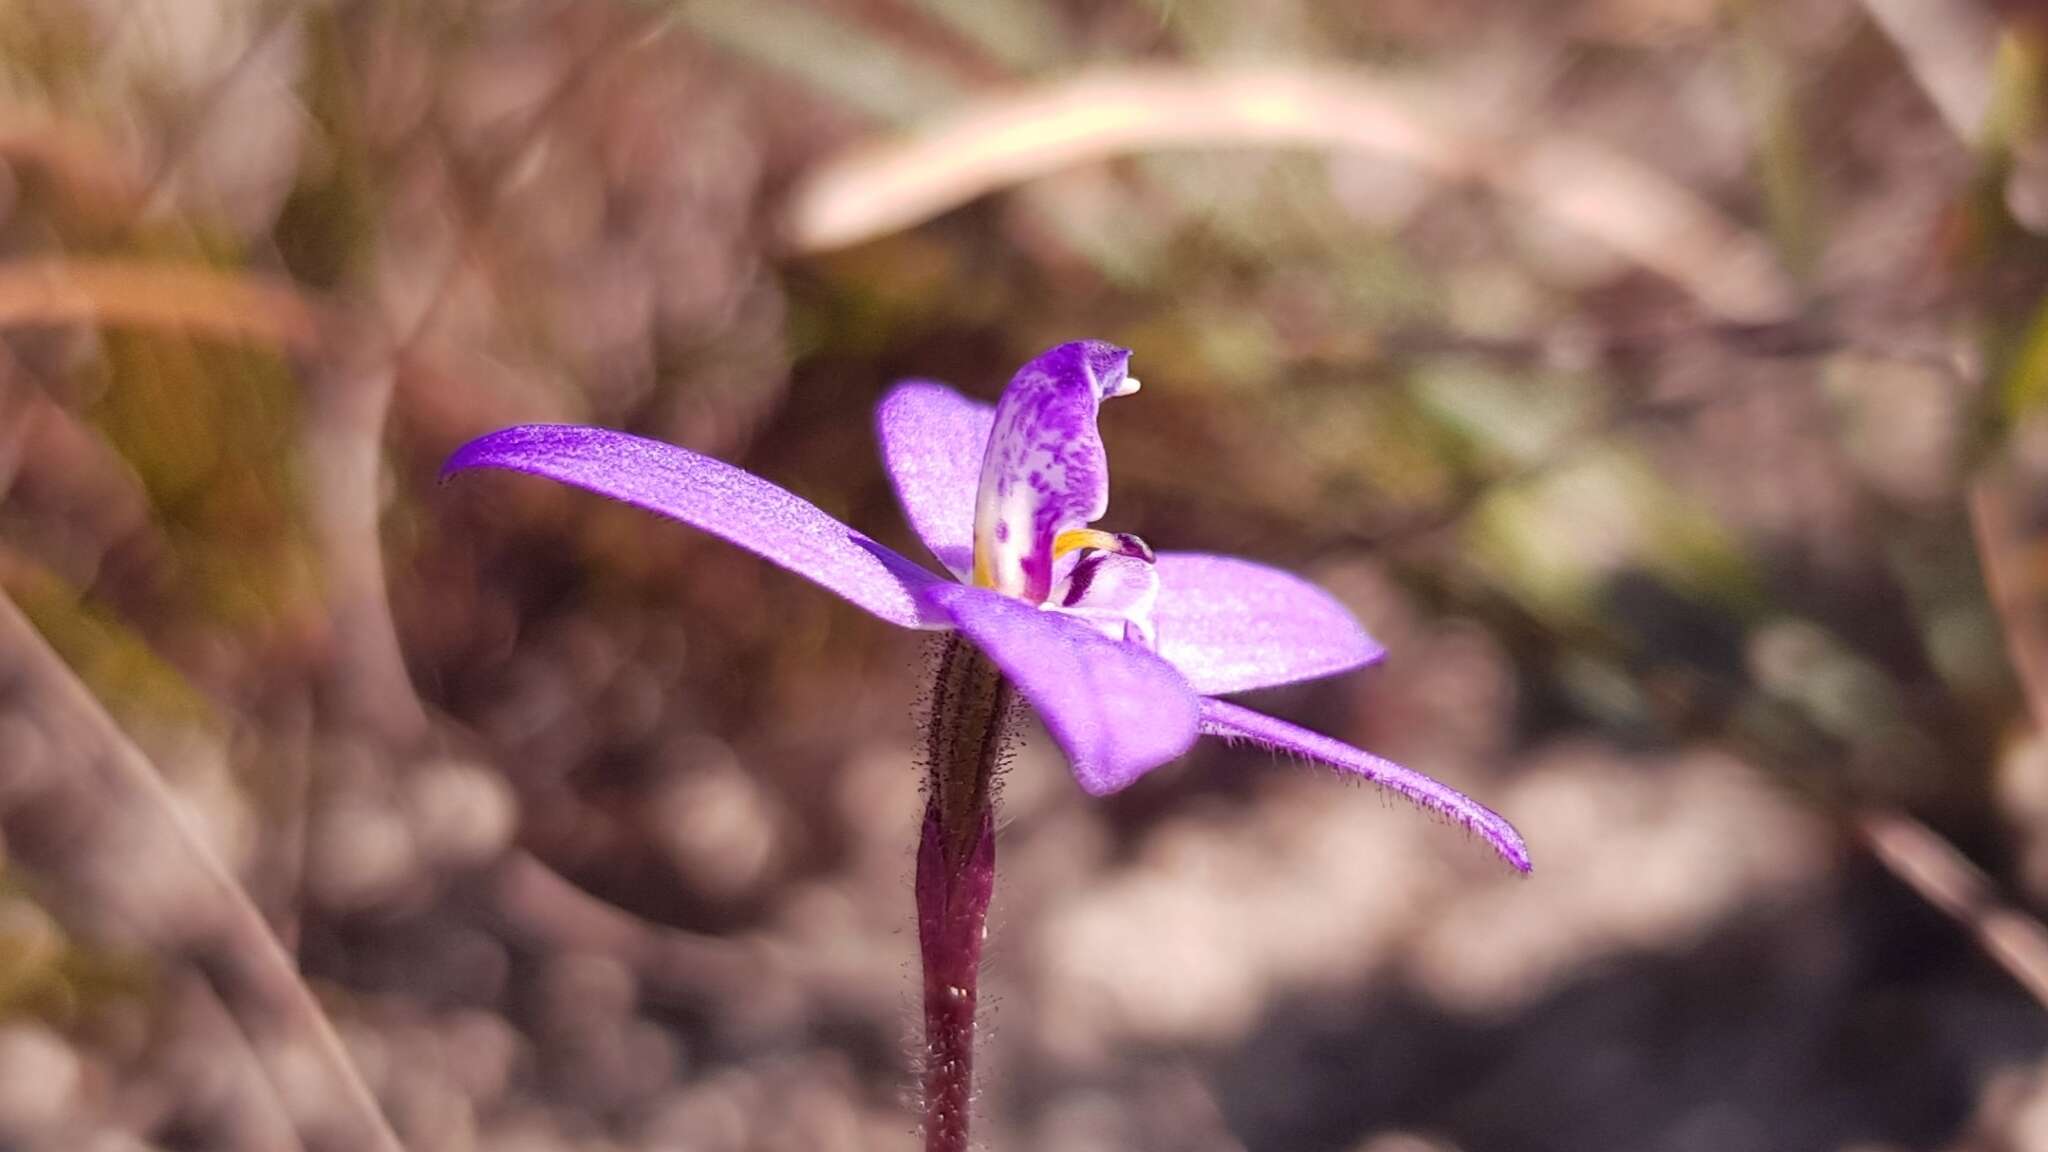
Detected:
left=444, top=341, right=1527, bottom=866
left=445, top=340, right=1525, bottom=1151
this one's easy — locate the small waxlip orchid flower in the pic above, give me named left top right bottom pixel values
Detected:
left=444, top=341, right=1528, bottom=864
left=445, top=341, right=1527, bottom=1151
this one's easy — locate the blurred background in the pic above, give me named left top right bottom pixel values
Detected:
left=4, top=0, right=2048, bottom=1149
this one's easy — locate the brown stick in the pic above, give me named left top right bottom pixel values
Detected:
left=1970, top=476, right=2048, bottom=729
left=1857, top=0, right=2000, bottom=142
left=303, top=328, right=428, bottom=745
left=1876, top=473, right=2048, bottom=1010
left=488, top=850, right=778, bottom=1007
left=0, top=259, right=325, bottom=348
left=1856, top=808, right=2048, bottom=1006
left=132, top=974, right=313, bottom=1152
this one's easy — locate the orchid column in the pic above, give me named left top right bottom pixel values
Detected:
left=444, top=341, right=1529, bottom=1152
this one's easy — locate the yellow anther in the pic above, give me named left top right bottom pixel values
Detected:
left=1053, top=529, right=1125, bottom=559
left=1053, top=529, right=1154, bottom=562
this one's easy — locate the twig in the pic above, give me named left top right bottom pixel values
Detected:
left=487, top=851, right=781, bottom=1008
left=0, top=114, right=143, bottom=222
left=1859, top=0, right=2001, bottom=142
left=1856, top=807, right=2048, bottom=1007
left=0, top=342, right=33, bottom=499
left=0, top=258, right=325, bottom=348
left=1969, top=475, right=2048, bottom=735
left=783, top=65, right=1796, bottom=322
left=0, top=590, right=408, bottom=1152
left=303, top=321, right=428, bottom=744
left=123, top=973, right=312, bottom=1152
left=1869, top=471, right=2048, bottom=1010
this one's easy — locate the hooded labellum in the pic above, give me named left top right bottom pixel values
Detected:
left=444, top=340, right=1529, bottom=869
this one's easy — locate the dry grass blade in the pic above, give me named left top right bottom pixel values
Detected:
left=1856, top=473, right=2048, bottom=1013
left=490, top=851, right=781, bottom=1007
left=1857, top=808, right=2048, bottom=1007
left=784, top=65, right=1796, bottom=322
left=1859, top=0, right=2000, bottom=141
left=304, top=339, right=428, bottom=745
left=0, top=591, right=408, bottom=1152
left=0, top=259, right=324, bottom=348
left=155, top=973, right=312, bottom=1152
left=0, top=115, right=142, bottom=221
left=1970, top=475, right=2048, bottom=731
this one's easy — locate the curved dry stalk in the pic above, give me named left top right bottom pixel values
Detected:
left=1872, top=472, right=2048, bottom=1011
left=1859, top=0, right=2000, bottom=142
left=1856, top=808, right=2048, bottom=1006
left=1971, top=475, right=2048, bottom=730
left=138, top=973, right=312, bottom=1152
left=784, top=65, right=1796, bottom=322
left=303, top=330, right=428, bottom=745
left=488, top=851, right=781, bottom=1007
left=0, top=116, right=143, bottom=222
left=0, top=591, right=408, bottom=1152
left=0, top=259, right=325, bottom=349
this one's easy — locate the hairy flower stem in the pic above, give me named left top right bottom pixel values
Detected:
left=918, top=635, right=1018, bottom=1152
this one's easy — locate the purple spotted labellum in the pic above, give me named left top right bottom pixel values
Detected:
left=445, top=341, right=1528, bottom=1152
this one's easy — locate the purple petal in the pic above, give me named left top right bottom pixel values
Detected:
left=1154, top=553, right=1385, bottom=695
left=445, top=424, right=949, bottom=629
left=971, top=341, right=1136, bottom=602
left=876, top=380, right=993, bottom=580
left=1199, top=699, right=1530, bottom=872
left=926, top=582, right=1199, bottom=796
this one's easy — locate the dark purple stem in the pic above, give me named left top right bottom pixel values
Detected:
left=917, top=800, right=993, bottom=1152
left=917, top=636, right=1016, bottom=1152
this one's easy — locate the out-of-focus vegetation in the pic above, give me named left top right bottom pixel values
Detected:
left=4, top=0, right=2048, bottom=1149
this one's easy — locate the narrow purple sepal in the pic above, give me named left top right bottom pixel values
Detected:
left=876, top=380, right=994, bottom=581
left=444, top=424, right=951, bottom=629
left=926, top=582, right=1199, bottom=796
left=1198, top=698, right=1530, bottom=872
left=1154, top=553, right=1386, bottom=696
